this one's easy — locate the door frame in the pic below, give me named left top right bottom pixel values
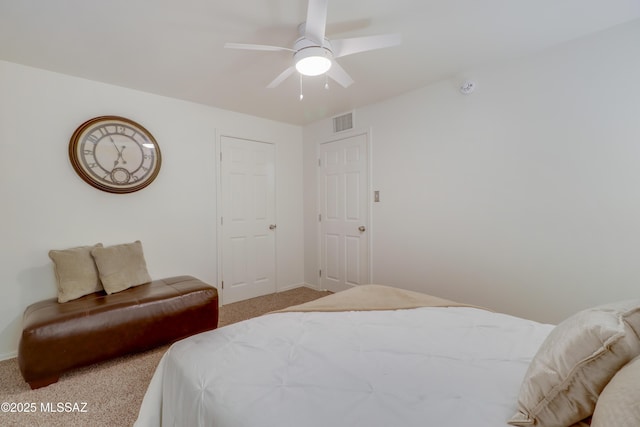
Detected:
left=316, top=129, right=373, bottom=291
left=216, top=134, right=277, bottom=305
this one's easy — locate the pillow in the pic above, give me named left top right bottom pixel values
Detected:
left=591, top=355, right=640, bottom=427
left=508, top=300, right=640, bottom=427
left=49, top=243, right=103, bottom=303
left=91, top=240, right=152, bottom=294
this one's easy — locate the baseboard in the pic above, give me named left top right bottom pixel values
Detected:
left=278, top=283, right=323, bottom=292
left=0, top=350, right=17, bottom=362
left=302, top=282, right=324, bottom=291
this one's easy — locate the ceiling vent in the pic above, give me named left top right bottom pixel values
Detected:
left=333, top=112, right=354, bottom=133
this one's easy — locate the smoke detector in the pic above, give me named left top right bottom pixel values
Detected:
left=460, top=80, right=476, bottom=95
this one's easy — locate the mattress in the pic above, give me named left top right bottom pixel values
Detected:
left=135, top=288, right=553, bottom=427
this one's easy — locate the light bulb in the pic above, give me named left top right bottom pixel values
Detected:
left=294, top=47, right=333, bottom=76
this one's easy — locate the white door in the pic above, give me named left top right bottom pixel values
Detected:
left=220, top=136, right=276, bottom=304
left=319, top=133, right=369, bottom=293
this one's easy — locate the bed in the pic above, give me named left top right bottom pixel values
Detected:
left=135, top=285, right=640, bottom=427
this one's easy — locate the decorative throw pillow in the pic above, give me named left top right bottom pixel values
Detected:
left=91, top=240, right=152, bottom=294
left=508, top=300, right=640, bottom=427
left=591, top=355, right=640, bottom=427
left=49, top=243, right=103, bottom=303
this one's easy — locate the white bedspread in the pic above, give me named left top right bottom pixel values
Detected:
left=135, top=307, right=553, bottom=427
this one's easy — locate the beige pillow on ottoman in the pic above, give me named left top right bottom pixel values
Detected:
left=509, top=300, right=640, bottom=427
left=91, top=240, right=152, bottom=294
left=591, top=355, right=640, bottom=427
left=49, top=243, right=103, bottom=303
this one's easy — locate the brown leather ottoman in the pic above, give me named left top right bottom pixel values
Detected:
left=18, top=275, right=218, bottom=389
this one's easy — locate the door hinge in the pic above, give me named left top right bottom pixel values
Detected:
left=221, top=280, right=224, bottom=290
left=319, top=269, right=322, bottom=278
left=221, top=216, right=223, bottom=225
left=220, top=152, right=223, bottom=161
left=318, top=214, right=322, bottom=222
left=318, top=158, right=321, bottom=167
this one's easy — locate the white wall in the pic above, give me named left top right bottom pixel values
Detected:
left=0, top=61, right=303, bottom=359
left=304, top=19, right=640, bottom=324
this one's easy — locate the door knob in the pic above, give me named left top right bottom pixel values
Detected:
left=269, top=224, right=277, bottom=230
left=358, top=226, right=366, bottom=232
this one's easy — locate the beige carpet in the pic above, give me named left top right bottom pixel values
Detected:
left=0, top=286, right=331, bottom=427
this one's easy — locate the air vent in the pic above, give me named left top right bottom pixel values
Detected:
left=332, top=112, right=354, bottom=133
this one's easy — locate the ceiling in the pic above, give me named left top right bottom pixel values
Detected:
left=1, top=0, right=639, bottom=125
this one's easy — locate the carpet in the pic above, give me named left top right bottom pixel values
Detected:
left=0, top=286, right=331, bottom=427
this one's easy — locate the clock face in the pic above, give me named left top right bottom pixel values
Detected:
left=69, top=116, right=161, bottom=193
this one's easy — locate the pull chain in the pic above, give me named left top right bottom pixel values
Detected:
left=299, top=74, right=304, bottom=101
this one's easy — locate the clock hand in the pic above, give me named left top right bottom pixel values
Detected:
left=112, top=149, right=127, bottom=167
left=109, top=137, right=123, bottom=166
left=120, top=145, right=127, bottom=164
left=108, top=137, right=128, bottom=166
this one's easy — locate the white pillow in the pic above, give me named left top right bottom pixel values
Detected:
left=509, top=300, right=640, bottom=427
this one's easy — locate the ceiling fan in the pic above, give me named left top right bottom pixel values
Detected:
left=224, top=0, right=401, bottom=89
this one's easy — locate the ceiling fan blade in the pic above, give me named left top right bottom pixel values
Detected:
left=332, top=33, right=402, bottom=58
left=304, top=0, right=328, bottom=45
left=326, top=61, right=354, bottom=88
left=224, top=42, right=295, bottom=53
left=267, top=66, right=296, bottom=89
left=326, top=18, right=371, bottom=36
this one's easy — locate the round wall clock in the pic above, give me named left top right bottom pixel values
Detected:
left=69, top=116, right=162, bottom=194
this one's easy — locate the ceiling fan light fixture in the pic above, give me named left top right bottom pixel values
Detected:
left=295, top=47, right=332, bottom=76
